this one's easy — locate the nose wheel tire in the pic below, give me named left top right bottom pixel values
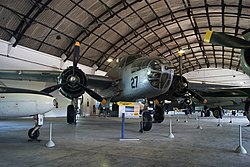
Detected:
left=67, top=104, right=76, bottom=124
left=143, top=112, right=153, bottom=131
left=28, top=128, right=40, bottom=140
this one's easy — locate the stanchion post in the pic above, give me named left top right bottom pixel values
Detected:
left=121, top=113, right=125, bottom=139
left=120, top=112, right=140, bottom=141
left=229, top=114, right=232, bottom=123
left=168, top=119, right=174, bottom=139
left=176, top=115, right=179, bottom=122
left=217, top=118, right=222, bottom=127
left=184, top=115, right=188, bottom=123
left=46, top=122, right=55, bottom=148
left=235, top=125, right=247, bottom=154
left=197, top=116, right=202, bottom=129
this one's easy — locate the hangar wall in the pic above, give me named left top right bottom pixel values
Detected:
left=0, top=39, right=106, bottom=76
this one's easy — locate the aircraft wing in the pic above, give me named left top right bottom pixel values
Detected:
left=86, top=74, right=113, bottom=90
left=0, top=70, right=60, bottom=82
left=192, top=87, right=250, bottom=97
left=0, top=70, right=113, bottom=90
left=188, top=82, right=238, bottom=91
left=188, top=82, right=250, bottom=97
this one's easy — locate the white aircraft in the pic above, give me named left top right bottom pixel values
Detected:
left=0, top=86, right=58, bottom=140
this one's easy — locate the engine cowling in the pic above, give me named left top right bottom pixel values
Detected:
left=58, top=66, right=87, bottom=99
left=240, top=30, right=250, bottom=77
left=171, top=75, right=189, bottom=97
left=241, top=49, right=250, bottom=77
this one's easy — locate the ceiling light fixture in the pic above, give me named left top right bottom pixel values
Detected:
left=107, top=58, right=113, bottom=63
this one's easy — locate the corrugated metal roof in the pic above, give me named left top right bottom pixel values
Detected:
left=0, top=0, right=249, bottom=73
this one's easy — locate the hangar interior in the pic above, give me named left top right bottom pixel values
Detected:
left=1, top=0, right=250, bottom=75
left=1, top=0, right=250, bottom=115
left=1, top=0, right=250, bottom=166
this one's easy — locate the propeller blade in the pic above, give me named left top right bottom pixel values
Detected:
left=77, top=83, right=106, bottom=104
left=41, top=83, right=64, bottom=93
left=185, top=88, right=207, bottom=104
left=178, top=50, right=184, bottom=82
left=73, top=41, right=80, bottom=75
left=204, top=30, right=250, bottom=49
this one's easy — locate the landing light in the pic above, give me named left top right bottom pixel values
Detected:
left=107, top=58, right=113, bottom=63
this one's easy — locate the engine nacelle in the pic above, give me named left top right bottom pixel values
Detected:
left=58, top=66, right=87, bottom=99
left=241, top=49, right=250, bottom=77
left=240, top=30, right=250, bottom=77
left=171, top=75, right=189, bottom=97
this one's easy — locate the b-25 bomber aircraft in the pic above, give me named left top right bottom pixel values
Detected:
left=0, top=42, right=206, bottom=139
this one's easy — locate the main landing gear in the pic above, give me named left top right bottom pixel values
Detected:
left=67, top=104, right=77, bottom=124
left=139, top=111, right=153, bottom=133
left=28, top=114, right=43, bottom=141
left=153, top=104, right=165, bottom=123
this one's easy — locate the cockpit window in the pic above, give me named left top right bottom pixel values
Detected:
left=131, top=60, right=143, bottom=73
left=118, top=58, right=126, bottom=68
left=149, top=60, right=161, bottom=71
left=141, top=59, right=150, bottom=69
left=125, top=55, right=138, bottom=66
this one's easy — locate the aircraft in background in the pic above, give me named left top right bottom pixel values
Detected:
left=204, top=29, right=250, bottom=77
left=203, top=29, right=250, bottom=119
left=0, top=42, right=206, bottom=139
left=188, top=84, right=250, bottom=118
left=0, top=86, right=58, bottom=139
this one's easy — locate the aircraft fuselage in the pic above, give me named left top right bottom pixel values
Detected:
left=0, top=87, right=56, bottom=118
left=104, top=55, right=174, bottom=101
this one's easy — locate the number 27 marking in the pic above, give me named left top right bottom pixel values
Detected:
left=131, top=76, right=138, bottom=88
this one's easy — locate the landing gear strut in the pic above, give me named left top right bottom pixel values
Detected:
left=67, top=104, right=76, bottom=124
left=28, top=114, right=43, bottom=140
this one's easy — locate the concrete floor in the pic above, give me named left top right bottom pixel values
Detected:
left=0, top=114, right=250, bottom=167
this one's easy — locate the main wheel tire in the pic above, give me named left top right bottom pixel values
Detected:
left=143, top=112, right=153, bottom=131
left=67, top=105, right=75, bottom=124
left=28, top=128, right=40, bottom=140
left=212, top=107, right=222, bottom=119
left=153, top=105, right=164, bottom=123
left=153, top=112, right=164, bottom=123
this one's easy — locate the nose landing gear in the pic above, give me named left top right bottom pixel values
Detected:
left=28, top=127, right=40, bottom=140
left=28, top=114, right=43, bottom=141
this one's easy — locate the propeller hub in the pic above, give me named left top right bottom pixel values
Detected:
left=69, top=75, right=78, bottom=84
left=171, top=75, right=189, bottom=97
left=58, top=66, right=87, bottom=99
